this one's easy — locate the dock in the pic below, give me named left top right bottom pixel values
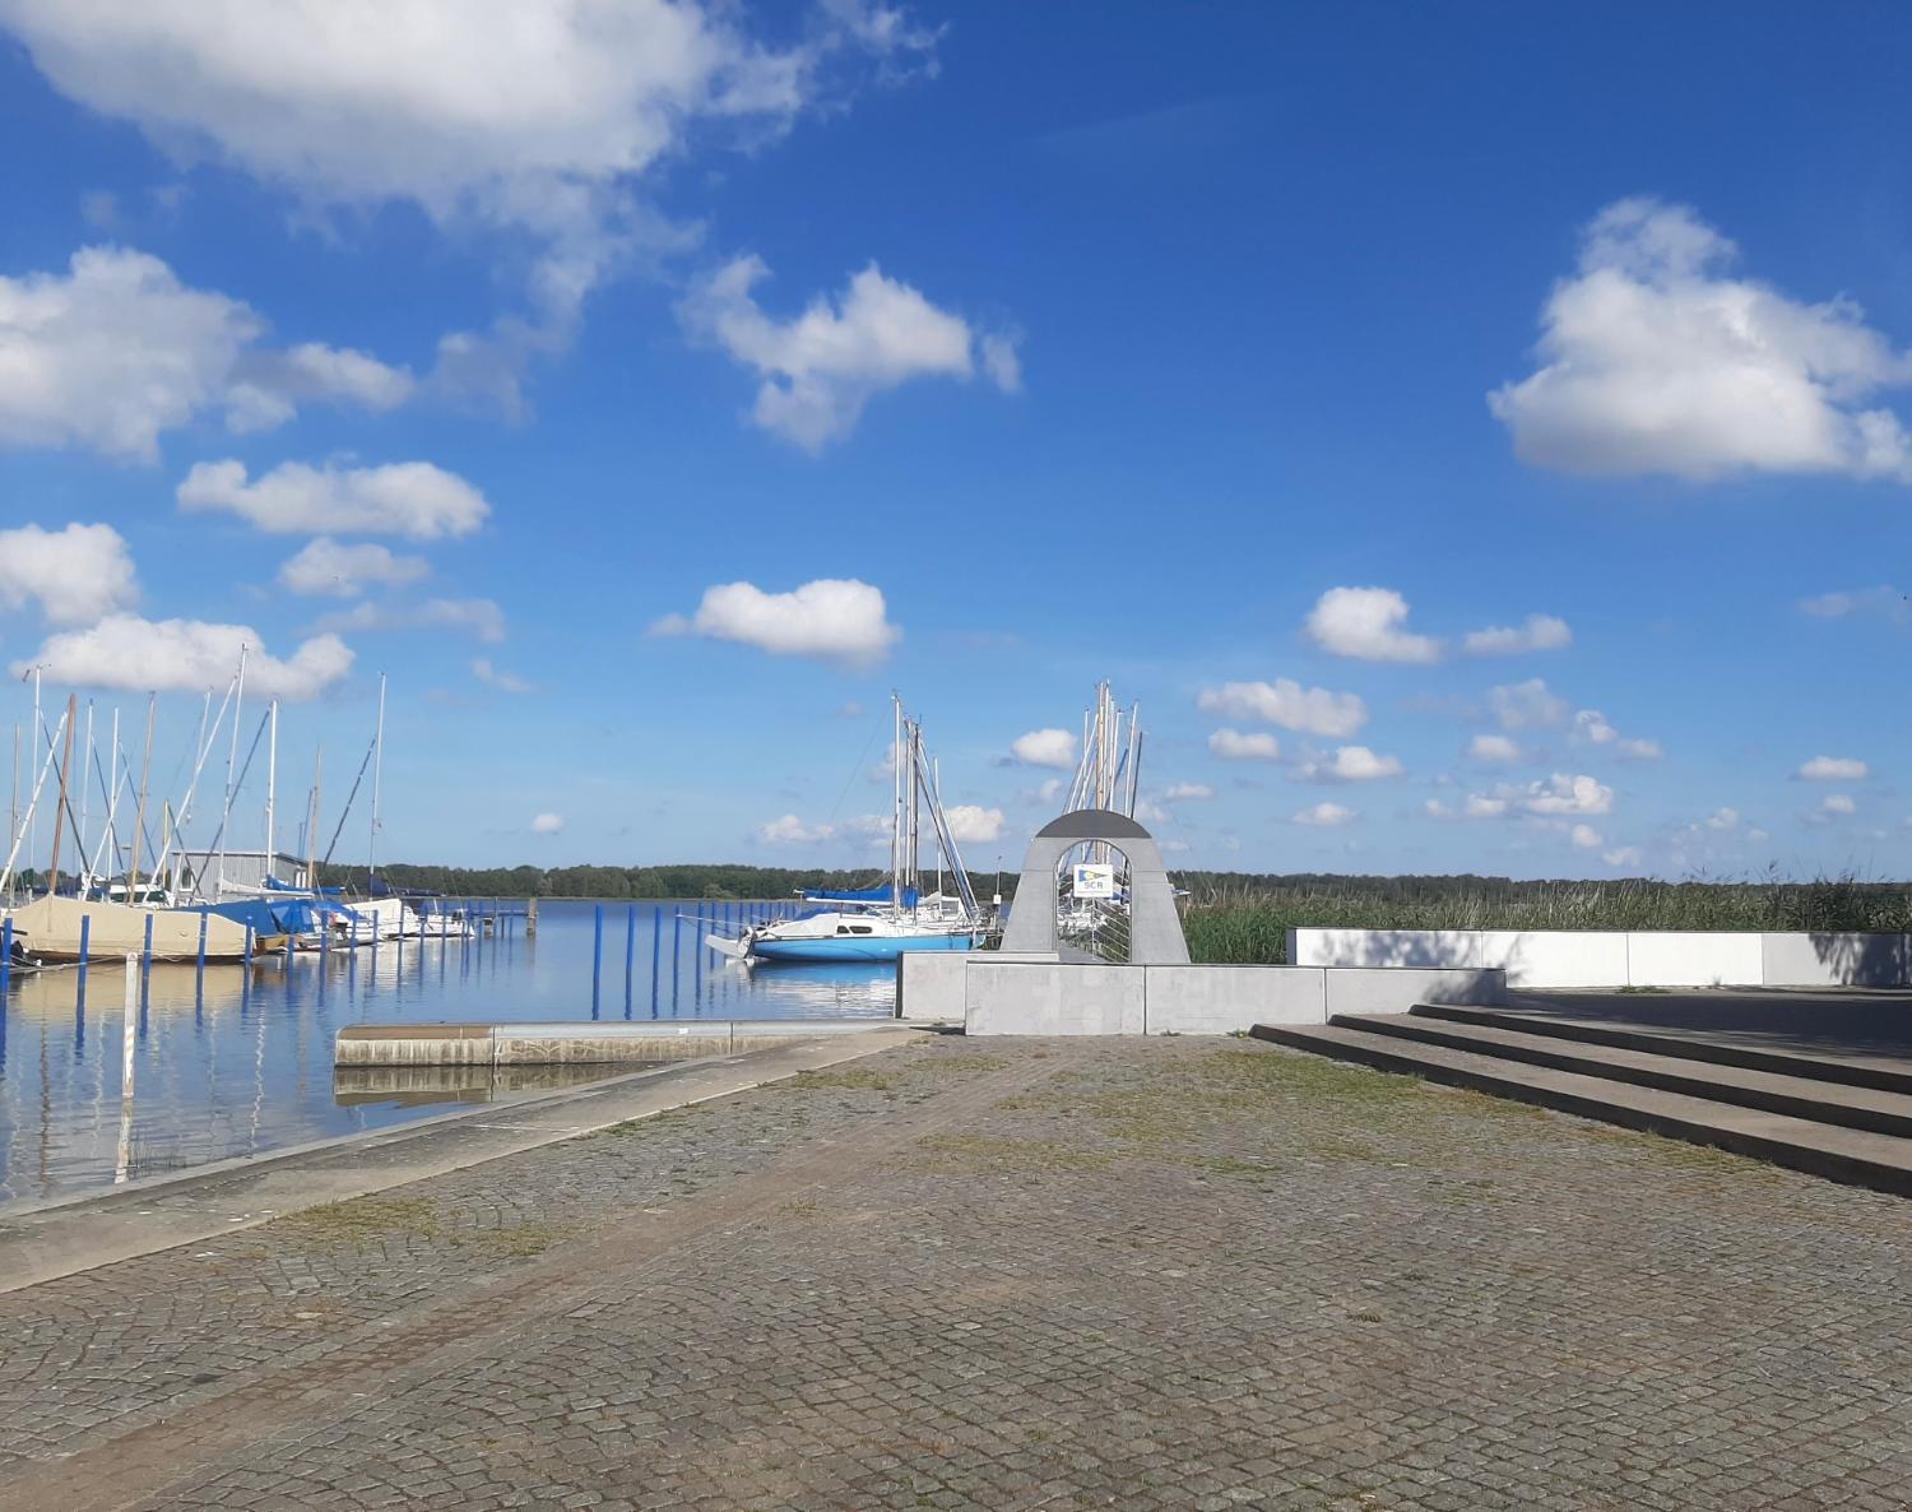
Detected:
left=335, top=1018, right=902, bottom=1067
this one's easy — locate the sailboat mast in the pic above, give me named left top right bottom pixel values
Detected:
left=217, top=646, right=248, bottom=901
left=129, top=694, right=155, bottom=901
left=368, top=672, right=387, bottom=882
left=47, top=694, right=75, bottom=894
left=78, top=700, right=93, bottom=885
left=889, top=694, right=903, bottom=911
left=265, top=697, right=278, bottom=873
left=306, top=742, right=322, bottom=891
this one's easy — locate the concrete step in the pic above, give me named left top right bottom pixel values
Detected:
left=1251, top=1021, right=1912, bottom=1197
left=1410, top=1003, right=1912, bottom=1096
left=1334, top=1012, right=1912, bottom=1141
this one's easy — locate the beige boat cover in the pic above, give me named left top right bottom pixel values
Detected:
left=3, top=895, right=251, bottom=961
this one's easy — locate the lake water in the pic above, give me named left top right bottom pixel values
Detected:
left=0, top=899, right=896, bottom=1205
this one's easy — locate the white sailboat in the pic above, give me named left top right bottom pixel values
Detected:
left=710, top=696, right=981, bottom=963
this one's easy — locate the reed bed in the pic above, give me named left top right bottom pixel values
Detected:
left=1180, top=874, right=1912, bottom=965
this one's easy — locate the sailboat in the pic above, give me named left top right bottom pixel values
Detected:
left=709, top=697, right=982, bottom=964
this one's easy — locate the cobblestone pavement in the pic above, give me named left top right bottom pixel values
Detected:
left=0, top=1035, right=1907, bottom=1510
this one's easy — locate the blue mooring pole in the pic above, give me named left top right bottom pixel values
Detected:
left=650, top=903, right=662, bottom=1012
left=1, top=916, right=11, bottom=992
left=243, top=925, right=253, bottom=970
left=624, top=904, right=636, bottom=1017
left=591, top=903, right=604, bottom=1018
left=142, top=912, right=154, bottom=978
left=77, top=914, right=91, bottom=996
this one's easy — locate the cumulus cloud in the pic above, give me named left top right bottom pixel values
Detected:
left=1162, top=782, right=1214, bottom=801
left=1570, top=823, right=1603, bottom=849
left=1819, top=793, right=1857, bottom=817
left=1603, top=846, right=1644, bottom=868
left=531, top=812, right=564, bottom=835
left=1293, top=801, right=1355, bottom=828
left=1464, top=794, right=1510, bottom=819
left=472, top=658, right=534, bottom=694
left=1195, top=678, right=1367, bottom=738
left=1296, top=745, right=1403, bottom=783
left=1797, top=755, right=1867, bottom=781
left=680, top=256, right=1019, bottom=449
left=943, top=804, right=1006, bottom=845
left=178, top=459, right=489, bottom=539
left=1572, top=708, right=1662, bottom=761
left=1487, top=678, right=1568, bottom=731
left=315, top=597, right=505, bottom=643
left=1008, top=728, right=1078, bottom=769
left=0, top=522, right=138, bottom=624
left=1490, top=197, right=1912, bottom=482
left=1704, top=807, right=1741, bottom=831
left=759, top=813, right=835, bottom=844
left=1462, top=613, right=1572, bottom=657
left=652, top=577, right=899, bottom=667
left=13, top=614, right=352, bottom=700
left=278, top=538, right=430, bottom=597
left=1468, top=733, right=1521, bottom=763
left=1304, top=586, right=1440, bottom=664
left=1522, top=773, right=1614, bottom=817
left=1799, top=586, right=1907, bottom=623
left=1208, top=728, right=1281, bottom=761
left=0, top=246, right=410, bottom=459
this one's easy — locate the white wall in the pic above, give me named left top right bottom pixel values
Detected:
left=1293, top=928, right=1912, bottom=989
left=956, top=960, right=1504, bottom=1036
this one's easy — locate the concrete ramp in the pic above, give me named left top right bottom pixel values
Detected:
left=337, top=1019, right=901, bottom=1067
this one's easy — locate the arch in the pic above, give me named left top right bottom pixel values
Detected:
left=999, top=808, right=1190, bottom=964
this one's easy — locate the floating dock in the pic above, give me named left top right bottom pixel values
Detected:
left=335, top=1019, right=899, bottom=1067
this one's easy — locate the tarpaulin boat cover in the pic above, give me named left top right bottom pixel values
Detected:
left=3, top=895, right=250, bottom=961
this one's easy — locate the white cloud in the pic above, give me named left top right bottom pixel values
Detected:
left=1820, top=793, right=1857, bottom=817
left=1490, top=197, right=1912, bottom=482
left=1297, top=745, right=1403, bottom=783
left=1303, top=586, right=1441, bottom=664
left=1522, top=773, right=1614, bottom=817
left=1133, top=798, right=1171, bottom=827
left=1799, top=586, right=1907, bottom=623
left=1468, top=733, right=1521, bottom=763
left=316, top=597, right=505, bottom=643
left=0, top=522, right=138, bottom=624
left=1464, top=794, right=1509, bottom=819
left=0, top=246, right=412, bottom=460
left=1572, top=708, right=1662, bottom=761
left=1424, top=798, right=1453, bottom=819
left=652, top=577, right=899, bottom=666
left=759, top=813, right=835, bottom=844
left=1195, top=678, right=1367, bottom=737
left=278, top=537, right=430, bottom=597
left=1293, top=801, right=1356, bottom=828
left=1570, top=823, right=1603, bottom=849
left=1488, top=678, right=1568, bottom=730
left=179, top=459, right=490, bottom=539
left=1162, top=782, right=1214, bottom=801
left=1704, top=807, right=1741, bottom=831
left=531, top=812, right=564, bottom=835
left=943, top=804, right=1005, bottom=845
left=1208, top=728, right=1281, bottom=761
left=472, top=657, right=533, bottom=694
left=1797, top=755, right=1867, bottom=781
left=1462, top=613, right=1572, bottom=657
left=14, top=614, right=351, bottom=700
left=1602, top=846, right=1643, bottom=869
left=1009, top=728, right=1078, bottom=769
left=681, top=256, right=1018, bottom=449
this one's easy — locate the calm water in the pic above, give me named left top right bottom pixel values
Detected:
left=0, top=899, right=896, bottom=1205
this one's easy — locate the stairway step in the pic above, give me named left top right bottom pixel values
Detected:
left=1251, top=1022, right=1912, bottom=1197
left=1335, top=1012, right=1912, bottom=1140
left=1410, top=1003, right=1912, bottom=1097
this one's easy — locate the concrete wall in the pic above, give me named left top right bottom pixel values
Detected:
left=1293, top=928, right=1912, bottom=988
left=896, top=952, right=1057, bottom=1024
left=953, top=959, right=1505, bottom=1036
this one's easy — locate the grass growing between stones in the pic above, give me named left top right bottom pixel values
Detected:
left=912, top=1133, right=1113, bottom=1174
left=275, top=1196, right=442, bottom=1245
left=779, top=1066, right=904, bottom=1093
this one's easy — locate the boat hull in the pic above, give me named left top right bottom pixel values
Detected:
left=748, top=931, right=977, bottom=964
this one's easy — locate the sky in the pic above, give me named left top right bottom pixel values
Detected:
left=3, top=0, right=1912, bottom=882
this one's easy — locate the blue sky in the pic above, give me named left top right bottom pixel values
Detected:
left=2, top=1, right=1910, bottom=880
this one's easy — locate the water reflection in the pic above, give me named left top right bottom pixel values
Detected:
left=0, top=900, right=895, bottom=1204
left=331, top=1062, right=641, bottom=1108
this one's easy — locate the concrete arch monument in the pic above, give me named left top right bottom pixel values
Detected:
left=998, top=808, right=1190, bottom=965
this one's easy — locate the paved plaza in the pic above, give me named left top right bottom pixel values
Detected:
left=0, top=1033, right=1907, bottom=1510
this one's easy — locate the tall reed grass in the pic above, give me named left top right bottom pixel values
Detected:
left=1180, top=874, right=1912, bottom=965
